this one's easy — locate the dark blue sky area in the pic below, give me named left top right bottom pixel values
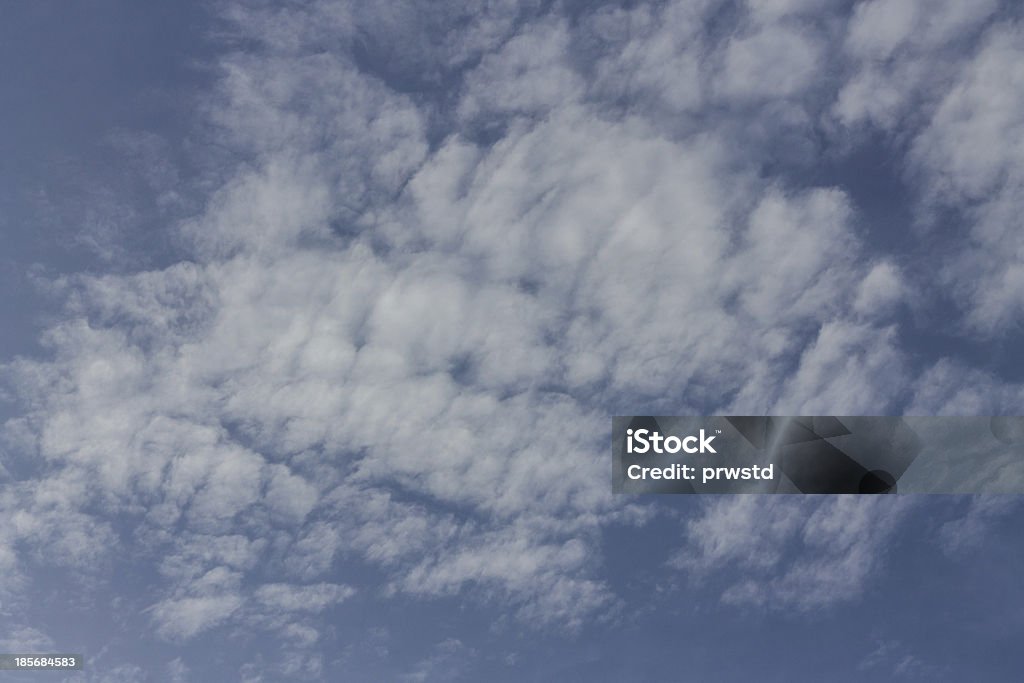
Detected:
left=0, top=0, right=213, bottom=359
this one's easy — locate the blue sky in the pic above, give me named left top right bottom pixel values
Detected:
left=1, top=1, right=1024, bottom=681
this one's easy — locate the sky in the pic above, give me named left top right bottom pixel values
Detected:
left=1, top=0, right=1023, bottom=680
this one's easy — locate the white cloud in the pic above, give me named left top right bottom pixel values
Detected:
left=342, top=0, right=543, bottom=79
left=151, top=594, right=244, bottom=640
left=673, top=496, right=914, bottom=611
left=149, top=565, right=246, bottom=640
left=254, top=582, right=355, bottom=612
left=910, top=23, right=1024, bottom=333
left=835, top=0, right=1000, bottom=130
left=396, top=521, right=612, bottom=629
left=860, top=639, right=939, bottom=679
left=0, top=625, right=55, bottom=652
left=670, top=497, right=807, bottom=575
left=846, top=0, right=998, bottom=60
left=727, top=187, right=858, bottom=323
left=939, top=496, right=1022, bottom=555
left=166, top=657, right=190, bottom=683
left=771, top=320, right=907, bottom=414
left=746, top=0, right=835, bottom=23
left=458, top=20, right=582, bottom=122
left=265, top=464, right=319, bottom=522
left=718, top=24, right=824, bottom=100
left=906, top=360, right=1024, bottom=415
left=157, top=533, right=267, bottom=587
left=845, top=0, right=921, bottom=59
left=584, top=0, right=711, bottom=116
left=281, top=622, right=321, bottom=648
left=853, top=260, right=906, bottom=316
left=912, top=25, right=1024, bottom=203
left=833, top=62, right=923, bottom=128
left=402, top=638, right=476, bottom=683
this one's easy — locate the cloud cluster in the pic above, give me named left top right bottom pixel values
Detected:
left=910, top=23, right=1024, bottom=333
left=671, top=496, right=913, bottom=611
left=2, top=2, right=1023, bottom=672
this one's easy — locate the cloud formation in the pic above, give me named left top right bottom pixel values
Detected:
left=2, top=1, right=1024, bottom=676
left=671, top=496, right=914, bottom=612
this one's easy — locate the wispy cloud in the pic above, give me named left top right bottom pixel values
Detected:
left=671, top=496, right=914, bottom=611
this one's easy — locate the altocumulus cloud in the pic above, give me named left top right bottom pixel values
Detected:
left=3, top=0, right=1024, bottom=677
